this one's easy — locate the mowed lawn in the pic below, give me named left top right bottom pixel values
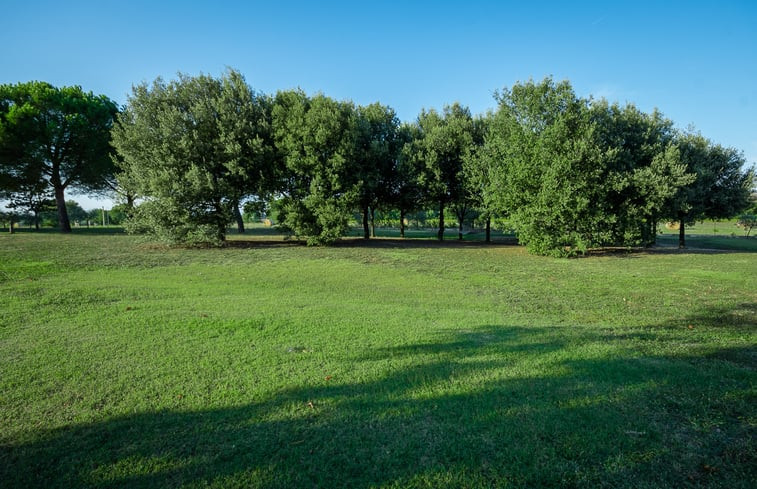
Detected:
left=0, top=232, right=755, bottom=488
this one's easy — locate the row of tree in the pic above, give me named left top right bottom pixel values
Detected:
left=1, top=72, right=754, bottom=255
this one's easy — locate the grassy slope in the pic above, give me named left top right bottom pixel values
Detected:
left=0, top=232, right=755, bottom=488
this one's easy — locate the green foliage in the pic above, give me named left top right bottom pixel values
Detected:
left=112, top=69, right=272, bottom=245
left=354, top=102, right=401, bottom=238
left=272, top=91, right=360, bottom=245
left=668, top=132, right=753, bottom=222
left=486, top=78, right=598, bottom=256
left=485, top=78, right=695, bottom=256
left=242, top=198, right=268, bottom=222
left=107, top=203, right=130, bottom=225
left=390, top=123, right=425, bottom=228
left=589, top=104, right=695, bottom=246
left=0, top=81, right=118, bottom=231
left=65, top=200, right=88, bottom=223
left=415, top=103, right=475, bottom=240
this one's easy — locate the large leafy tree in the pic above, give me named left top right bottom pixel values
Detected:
left=416, top=103, right=474, bottom=241
left=588, top=102, right=693, bottom=247
left=272, top=91, right=360, bottom=245
left=391, top=123, right=425, bottom=238
left=667, top=131, right=754, bottom=248
left=485, top=78, right=692, bottom=256
left=0, top=81, right=118, bottom=232
left=112, top=69, right=272, bottom=245
left=354, top=103, right=401, bottom=239
left=463, top=112, right=496, bottom=242
left=486, top=78, right=599, bottom=255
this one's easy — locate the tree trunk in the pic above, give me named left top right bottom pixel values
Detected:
left=362, top=206, right=370, bottom=239
left=648, top=219, right=657, bottom=247
left=370, top=207, right=376, bottom=238
left=125, top=194, right=136, bottom=217
left=233, top=202, right=245, bottom=233
left=678, top=213, right=686, bottom=249
left=437, top=200, right=445, bottom=241
left=54, top=186, right=71, bottom=232
left=458, top=219, right=463, bottom=240
left=34, top=210, right=40, bottom=230
left=485, top=216, right=491, bottom=243
left=8, top=214, right=14, bottom=234
left=400, top=209, right=405, bottom=238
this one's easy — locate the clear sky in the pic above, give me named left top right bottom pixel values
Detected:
left=2, top=0, right=756, bottom=209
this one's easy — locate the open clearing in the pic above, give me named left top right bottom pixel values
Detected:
left=1, top=232, right=755, bottom=488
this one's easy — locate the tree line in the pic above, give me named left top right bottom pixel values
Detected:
left=1, top=71, right=754, bottom=255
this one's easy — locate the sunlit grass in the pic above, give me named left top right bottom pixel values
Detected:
left=0, top=232, right=755, bottom=488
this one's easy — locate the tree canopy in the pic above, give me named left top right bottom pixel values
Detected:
left=665, top=131, right=753, bottom=247
left=0, top=81, right=118, bottom=231
left=483, top=78, right=702, bottom=256
left=5, top=72, right=753, bottom=255
left=112, top=69, right=272, bottom=245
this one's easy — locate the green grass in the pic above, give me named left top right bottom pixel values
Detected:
left=657, top=219, right=750, bottom=238
left=0, top=232, right=755, bottom=488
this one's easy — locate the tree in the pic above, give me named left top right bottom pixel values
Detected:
left=486, top=78, right=694, bottom=256
left=463, top=113, right=494, bottom=241
left=272, top=91, right=360, bottom=245
left=391, top=123, right=424, bottom=238
left=416, top=103, right=474, bottom=241
left=588, top=102, right=693, bottom=247
left=112, top=69, right=272, bottom=245
left=0, top=81, right=118, bottom=232
left=667, top=131, right=754, bottom=248
left=65, top=200, right=88, bottom=224
left=5, top=180, right=55, bottom=229
left=737, top=213, right=756, bottom=237
left=486, top=78, right=600, bottom=255
left=354, top=103, right=401, bottom=239
left=0, top=153, right=55, bottom=229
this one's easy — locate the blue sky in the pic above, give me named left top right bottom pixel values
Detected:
left=2, top=0, right=756, bottom=209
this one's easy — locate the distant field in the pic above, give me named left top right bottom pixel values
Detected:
left=0, top=231, right=755, bottom=488
left=657, top=219, right=750, bottom=237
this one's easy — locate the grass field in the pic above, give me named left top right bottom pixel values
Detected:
left=1, top=231, right=755, bottom=488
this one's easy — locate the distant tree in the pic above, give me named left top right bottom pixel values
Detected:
left=463, top=113, right=494, bottom=241
left=0, top=81, right=118, bottom=232
left=64, top=200, right=88, bottom=225
left=416, top=103, right=474, bottom=241
left=354, top=103, right=401, bottom=239
left=5, top=180, right=56, bottom=229
left=737, top=213, right=756, bottom=237
left=108, top=203, right=130, bottom=225
left=242, top=198, right=268, bottom=222
left=666, top=131, right=754, bottom=248
left=112, top=69, right=272, bottom=245
left=0, top=209, right=16, bottom=233
left=392, top=123, right=424, bottom=238
left=0, top=155, right=55, bottom=229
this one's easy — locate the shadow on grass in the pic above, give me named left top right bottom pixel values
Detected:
left=2, top=322, right=754, bottom=488
left=4, top=226, right=127, bottom=235
left=224, top=237, right=519, bottom=250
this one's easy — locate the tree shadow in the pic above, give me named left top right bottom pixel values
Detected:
left=223, top=236, right=519, bottom=250
left=2, top=320, right=754, bottom=488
